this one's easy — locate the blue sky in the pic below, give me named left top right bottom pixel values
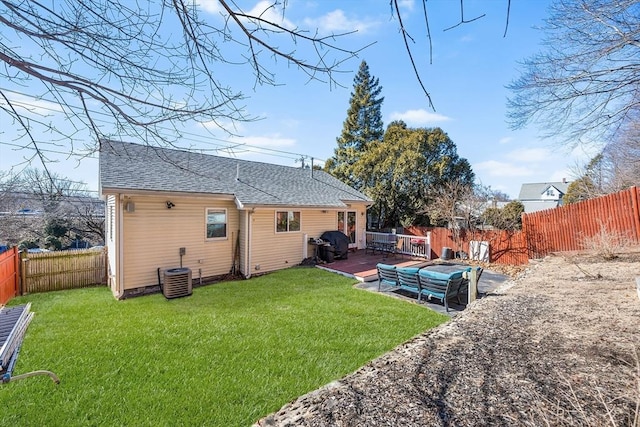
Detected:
left=0, top=0, right=597, bottom=198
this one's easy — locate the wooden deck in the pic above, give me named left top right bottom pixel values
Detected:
left=316, top=249, right=431, bottom=282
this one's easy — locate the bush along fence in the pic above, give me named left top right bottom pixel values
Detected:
left=407, top=186, right=640, bottom=265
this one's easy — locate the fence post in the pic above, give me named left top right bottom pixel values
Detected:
left=630, top=186, right=640, bottom=242
left=12, top=247, right=19, bottom=297
left=19, top=250, right=27, bottom=295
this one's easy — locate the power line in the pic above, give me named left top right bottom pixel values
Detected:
left=0, top=141, right=97, bottom=159
left=0, top=87, right=330, bottom=165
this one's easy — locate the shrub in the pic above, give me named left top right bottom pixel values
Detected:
left=580, top=220, right=633, bottom=260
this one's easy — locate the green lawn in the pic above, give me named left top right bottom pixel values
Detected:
left=1, top=267, right=448, bottom=426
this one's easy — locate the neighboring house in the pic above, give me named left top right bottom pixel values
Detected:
left=99, top=141, right=372, bottom=298
left=518, top=181, right=570, bottom=213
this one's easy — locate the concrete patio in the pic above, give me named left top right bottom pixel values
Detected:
left=316, top=249, right=509, bottom=315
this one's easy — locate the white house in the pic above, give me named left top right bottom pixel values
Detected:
left=518, top=181, right=570, bottom=213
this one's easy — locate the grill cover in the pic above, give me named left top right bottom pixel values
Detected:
left=319, top=231, right=349, bottom=259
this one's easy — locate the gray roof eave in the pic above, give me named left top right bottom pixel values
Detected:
left=100, top=187, right=236, bottom=200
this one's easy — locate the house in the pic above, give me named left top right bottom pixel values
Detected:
left=518, top=181, right=570, bottom=213
left=99, top=141, right=372, bottom=298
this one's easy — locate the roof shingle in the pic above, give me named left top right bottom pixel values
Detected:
left=99, top=141, right=371, bottom=208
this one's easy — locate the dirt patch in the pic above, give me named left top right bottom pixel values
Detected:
left=255, top=251, right=640, bottom=426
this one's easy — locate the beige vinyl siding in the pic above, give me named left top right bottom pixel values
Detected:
left=304, top=206, right=368, bottom=248
left=121, top=195, right=238, bottom=290
left=105, top=195, right=118, bottom=296
left=248, top=205, right=368, bottom=274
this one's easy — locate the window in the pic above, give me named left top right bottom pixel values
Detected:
left=206, top=208, right=227, bottom=239
left=276, top=211, right=301, bottom=233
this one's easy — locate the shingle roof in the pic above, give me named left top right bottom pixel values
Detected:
left=518, top=182, right=569, bottom=200
left=99, top=141, right=372, bottom=208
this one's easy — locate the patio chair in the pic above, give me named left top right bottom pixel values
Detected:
left=376, top=263, right=398, bottom=291
left=389, top=238, right=405, bottom=259
left=417, top=269, right=464, bottom=312
left=396, top=266, right=421, bottom=298
left=365, top=234, right=380, bottom=255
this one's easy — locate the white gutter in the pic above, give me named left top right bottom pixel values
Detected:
left=245, top=210, right=252, bottom=278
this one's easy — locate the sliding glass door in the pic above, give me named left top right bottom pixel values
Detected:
left=337, top=211, right=357, bottom=248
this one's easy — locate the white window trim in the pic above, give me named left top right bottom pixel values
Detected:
left=205, top=207, right=228, bottom=240
left=275, top=210, right=301, bottom=233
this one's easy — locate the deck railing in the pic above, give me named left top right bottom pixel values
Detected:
left=365, top=231, right=431, bottom=259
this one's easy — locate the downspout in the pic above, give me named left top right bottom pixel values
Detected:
left=246, top=209, right=253, bottom=278
left=117, top=194, right=125, bottom=298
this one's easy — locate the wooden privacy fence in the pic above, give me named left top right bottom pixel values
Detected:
left=522, top=186, right=640, bottom=259
left=21, top=248, right=107, bottom=294
left=0, top=247, right=19, bottom=304
left=407, top=186, right=640, bottom=265
left=405, top=226, right=529, bottom=265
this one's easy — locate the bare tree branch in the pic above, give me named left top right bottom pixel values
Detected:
left=443, top=0, right=486, bottom=32
left=390, top=0, right=434, bottom=109
left=507, top=0, right=640, bottom=146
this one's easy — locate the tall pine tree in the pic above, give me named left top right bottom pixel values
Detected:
left=326, top=60, right=384, bottom=190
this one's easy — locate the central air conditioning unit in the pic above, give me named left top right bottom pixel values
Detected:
left=162, top=268, right=192, bottom=299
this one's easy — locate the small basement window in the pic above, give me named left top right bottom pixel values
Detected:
left=276, top=211, right=300, bottom=233
left=206, top=208, right=227, bottom=239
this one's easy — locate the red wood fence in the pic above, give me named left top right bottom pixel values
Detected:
left=522, top=186, right=640, bottom=259
left=406, top=226, right=529, bottom=265
left=0, top=247, right=19, bottom=304
left=407, top=186, right=640, bottom=266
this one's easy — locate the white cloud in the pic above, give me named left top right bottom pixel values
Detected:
left=0, top=93, right=63, bottom=115
left=247, top=1, right=296, bottom=30
left=474, top=160, right=534, bottom=177
left=197, top=0, right=223, bottom=14
left=199, top=1, right=295, bottom=29
left=388, top=109, right=451, bottom=125
left=498, top=137, right=513, bottom=145
left=397, top=0, right=415, bottom=12
left=304, top=9, right=378, bottom=35
left=504, top=147, right=551, bottom=163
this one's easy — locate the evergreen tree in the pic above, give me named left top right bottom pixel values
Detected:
left=325, top=60, right=384, bottom=189
left=354, top=121, right=474, bottom=228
